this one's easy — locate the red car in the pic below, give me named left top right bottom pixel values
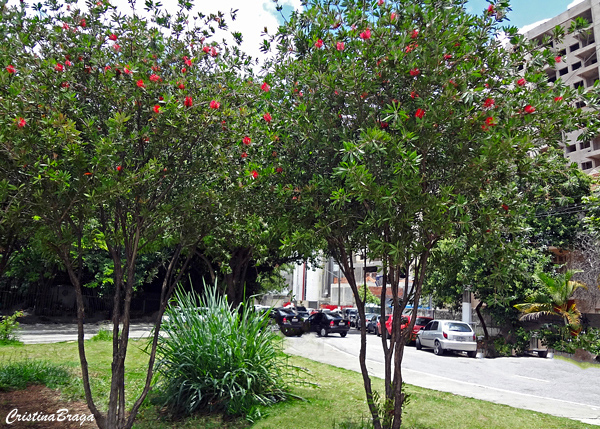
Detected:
left=378, top=314, right=433, bottom=344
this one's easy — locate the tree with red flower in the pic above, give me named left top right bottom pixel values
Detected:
left=415, top=108, right=425, bottom=119
left=315, top=39, right=323, bottom=48
left=6, top=64, right=15, bottom=74
left=184, top=96, right=193, bottom=107
left=209, top=100, right=220, bottom=109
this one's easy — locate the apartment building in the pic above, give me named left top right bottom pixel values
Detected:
left=524, top=0, right=600, bottom=175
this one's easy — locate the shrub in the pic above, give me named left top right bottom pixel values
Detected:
left=539, top=325, right=600, bottom=355
left=0, top=360, right=70, bottom=391
left=89, top=327, right=112, bottom=342
left=153, top=283, right=288, bottom=419
left=0, top=311, right=23, bottom=343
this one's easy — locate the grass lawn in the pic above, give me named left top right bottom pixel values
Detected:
left=0, top=338, right=595, bottom=429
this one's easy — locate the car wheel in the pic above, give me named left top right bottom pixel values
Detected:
left=296, top=331, right=303, bottom=337
left=433, top=340, right=445, bottom=356
left=320, top=327, right=328, bottom=337
left=340, top=332, right=347, bottom=338
left=467, top=350, right=477, bottom=358
left=415, top=337, right=422, bottom=350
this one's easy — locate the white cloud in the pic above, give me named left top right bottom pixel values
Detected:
left=567, top=0, right=585, bottom=9
left=519, top=19, right=550, bottom=34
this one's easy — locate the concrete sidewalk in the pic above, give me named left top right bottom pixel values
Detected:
left=284, top=335, right=600, bottom=427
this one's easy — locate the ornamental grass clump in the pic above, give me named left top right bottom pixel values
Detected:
left=154, top=284, right=287, bottom=419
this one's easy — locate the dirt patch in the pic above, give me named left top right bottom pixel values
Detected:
left=0, top=385, right=96, bottom=428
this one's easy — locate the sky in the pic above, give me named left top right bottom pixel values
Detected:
left=8, top=0, right=587, bottom=60
left=466, top=0, right=584, bottom=32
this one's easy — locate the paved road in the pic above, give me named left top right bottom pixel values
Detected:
left=17, top=321, right=154, bottom=344
left=284, top=329, right=600, bottom=426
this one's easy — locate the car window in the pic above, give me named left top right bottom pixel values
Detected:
left=447, top=322, right=472, bottom=332
left=430, top=321, right=438, bottom=331
left=424, top=321, right=434, bottom=331
left=415, top=317, right=431, bottom=325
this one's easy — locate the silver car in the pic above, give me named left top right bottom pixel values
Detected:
left=416, top=319, right=477, bottom=357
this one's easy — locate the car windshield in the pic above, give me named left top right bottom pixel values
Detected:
left=279, top=308, right=296, bottom=316
left=415, top=318, right=430, bottom=325
left=326, top=314, right=342, bottom=320
left=446, top=322, right=472, bottom=332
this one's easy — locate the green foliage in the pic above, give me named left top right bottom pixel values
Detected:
left=0, top=310, right=23, bottom=342
left=0, top=359, right=70, bottom=391
left=89, top=327, right=112, bottom=342
left=539, top=325, right=600, bottom=355
left=358, top=283, right=380, bottom=305
left=514, top=270, right=586, bottom=327
left=154, top=283, right=289, bottom=419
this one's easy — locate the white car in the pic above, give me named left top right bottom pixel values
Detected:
left=416, top=319, right=477, bottom=357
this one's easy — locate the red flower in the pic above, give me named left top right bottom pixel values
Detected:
left=184, top=96, right=193, bottom=107
left=158, top=96, right=164, bottom=101
left=209, top=100, right=220, bottom=109
left=405, top=45, right=415, bottom=53
left=415, top=108, right=425, bottom=119
left=554, top=96, right=563, bottom=102
left=263, top=112, right=272, bottom=123
left=6, top=65, right=15, bottom=74
left=410, top=68, right=420, bottom=77
left=243, top=136, right=251, bottom=145
left=251, top=170, right=258, bottom=179
left=15, top=117, right=26, bottom=128
left=359, top=29, right=371, bottom=40
left=80, top=19, right=86, bottom=27
left=124, top=67, right=132, bottom=74
left=203, top=46, right=210, bottom=54
left=483, top=98, right=495, bottom=108
left=116, top=165, right=122, bottom=172
left=184, top=56, right=192, bottom=66
left=241, top=152, right=248, bottom=158
left=62, top=22, right=69, bottom=30
left=65, top=60, right=72, bottom=66
left=104, top=66, right=111, bottom=72
left=380, top=121, right=389, bottom=129
left=181, top=67, right=187, bottom=73
left=84, top=172, right=93, bottom=176
left=501, top=203, right=509, bottom=212
left=136, top=79, right=145, bottom=88
left=555, top=56, right=562, bottom=63
left=517, top=78, right=526, bottom=86
left=153, top=105, right=160, bottom=113
left=485, top=116, right=496, bottom=126
left=487, top=5, right=495, bottom=15
left=55, top=63, right=64, bottom=72
left=109, top=34, right=117, bottom=41
left=61, top=82, right=70, bottom=88
left=410, top=91, right=418, bottom=99
left=524, top=104, right=535, bottom=114
left=113, top=44, right=121, bottom=51
left=377, top=0, right=384, bottom=5
left=149, top=74, right=161, bottom=82
left=411, top=29, right=419, bottom=39
left=276, top=167, right=283, bottom=173
left=210, top=47, right=218, bottom=57
left=336, top=42, right=345, bottom=51
left=391, top=12, right=397, bottom=21
left=315, top=39, right=323, bottom=49
left=261, top=82, right=270, bottom=92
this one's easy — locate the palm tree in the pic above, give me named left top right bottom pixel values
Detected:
left=514, top=270, right=587, bottom=328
